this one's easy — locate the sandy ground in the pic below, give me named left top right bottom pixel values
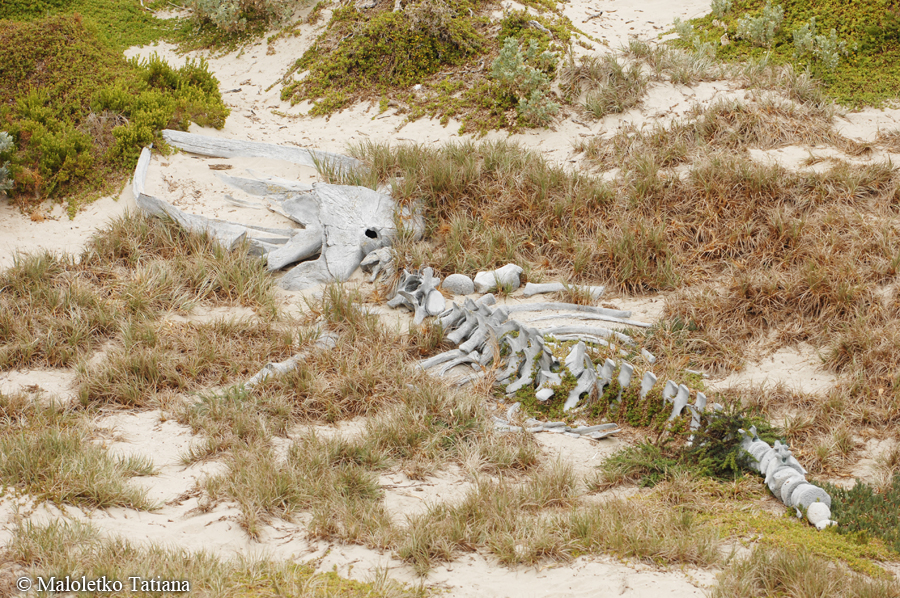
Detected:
left=2, top=0, right=900, bottom=595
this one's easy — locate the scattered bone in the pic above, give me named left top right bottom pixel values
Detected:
left=245, top=332, right=338, bottom=388
left=474, top=263, right=523, bottom=293
left=522, top=282, right=605, bottom=301
left=442, top=273, right=475, bottom=295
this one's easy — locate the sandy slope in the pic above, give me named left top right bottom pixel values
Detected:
left=2, top=0, right=899, bottom=594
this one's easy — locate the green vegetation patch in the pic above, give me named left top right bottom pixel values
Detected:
left=687, top=0, right=900, bottom=106
left=283, top=1, right=487, bottom=116
left=0, top=0, right=172, bottom=51
left=0, top=15, right=227, bottom=210
left=822, top=473, right=900, bottom=554
left=282, top=1, right=579, bottom=132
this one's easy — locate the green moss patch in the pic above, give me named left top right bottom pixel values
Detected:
left=0, top=15, right=228, bottom=210
left=687, top=0, right=900, bottom=107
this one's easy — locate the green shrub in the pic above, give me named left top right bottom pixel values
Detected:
left=282, top=1, right=484, bottom=115
left=490, top=37, right=559, bottom=126
left=0, top=15, right=228, bottom=207
left=821, top=474, right=900, bottom=554
left=711, top=0, right=733, bottom=19
left=188, top=0, right=290, bottom=36
left=0, top=131, right=12, bottom=192
left=736, top=1, right=783, bottom=47
left=793, top=17, right=848, bottom=71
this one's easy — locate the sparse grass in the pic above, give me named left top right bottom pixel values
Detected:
left=623, top=39, right=723, bottom=86
left=202, top=433, right=392, bottom=541
left=0, top=212, right=277, bottom=371
left=193, top=286, right=539, bottom=538
left=559, top=54, right=647, bottom=119
left=0, top=392, right=154, bottom=509
left=710, top=545, right=900, bottom=598
left=578, top=97, right=838, bottom=170
left=76, top=318, right=294, bottom=408
left=398, top=460, right=722, bottom=575
left=5, top=519, right=419, bottom=598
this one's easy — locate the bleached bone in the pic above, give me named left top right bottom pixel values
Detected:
left=522, top=282, right=605, bottom=300
left=616, top=363, right=634, bottom=402
left=418, top=349, right=464, bottom=370
left=529, top=312, right=651, bottom=328
left=640, top=371, right=657, bottom=399
left=669, top=384, right=691, bottom=421
left=540, top=326, right=634, bottom=345
left=162, top=129, right=359, bottom=171
left=505, top=302, right=631, bottom=319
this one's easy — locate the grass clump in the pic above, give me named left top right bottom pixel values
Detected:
left=76, top=318, right=295, bottom=408
left=202, top=433, right=393, bottom=541
left=398, top=460, right=722, bottom=575
left=0, top=392, right=154, bottom=509
left=687, top=0, right=900, bottom=106
left=0, top=15, right=227, bottom=209
left=560, top=54, right=647, bottom=119
left=5, top=519, right=418, bottom=598
left=348, top=140, right=620, bottom=283
left=0, top=212, right=276, bottom=371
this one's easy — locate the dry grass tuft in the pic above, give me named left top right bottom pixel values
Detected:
left=0, top=212, right=277, bottom=371
left=559, top=54, right=648, bottom=119
left=710, top=545, right=900, bottom=598
left=6, top=519, right=419, bottom=597
left=77, top=318, right=295, bottom=409
left=0, top=392, right=154, bottom=509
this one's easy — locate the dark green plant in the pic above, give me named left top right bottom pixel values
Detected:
left=684, top=402, right=779, bottom=479
left=821, top=474, right=900, bottom=554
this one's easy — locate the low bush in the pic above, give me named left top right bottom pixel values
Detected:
left=186, top=0, right=291, bottom=45
left=821, top=474, right=900, bottom=554
left=0, top=131, right=12, bottom=192
left=490, top=37, right=559, bottom=125
left=0, top=15, right=228, bottom=209
left=282, top=1, right=485, bottom=116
